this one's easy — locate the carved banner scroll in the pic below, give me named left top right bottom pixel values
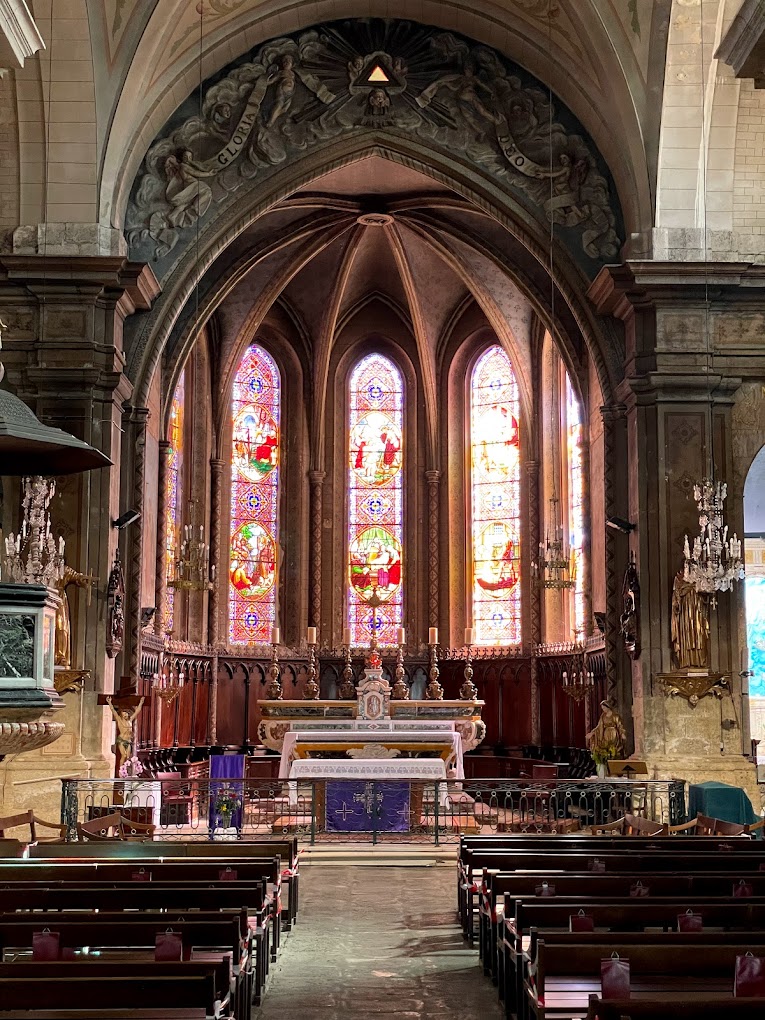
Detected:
left=126, top=19, right=622, bottom=270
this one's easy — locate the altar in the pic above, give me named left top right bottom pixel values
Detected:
left=269, top=646, right=479, bottom=831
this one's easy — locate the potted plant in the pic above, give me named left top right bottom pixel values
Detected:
left=214, top=784, right=242, bottom=831
left=591, top=742, right=618, bottom=780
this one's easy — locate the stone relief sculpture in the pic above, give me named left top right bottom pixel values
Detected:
left=127, top=20, right=620, bottom=264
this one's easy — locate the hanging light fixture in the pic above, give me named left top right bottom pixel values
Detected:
left=681, top=11, right=744, bottom=603
left=683, top=480, right=743, bottom=595
left=561, top=630, right=594, bottom=702
left=153, top=659, right=185, bottom=705
left=536, top=496, right=575, bottom=590
left=169, top=502, right=214, bottom=592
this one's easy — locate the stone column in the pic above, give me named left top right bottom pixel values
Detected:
left=426, top=470, right=441, bottom=629
left=600, top=403, right=629, bottom=719
left=208, top=457, right=225, bottom=647
left=589, top=261, right=761, bottom=799
left=309, top=470, right=325, bottom=634
left=155, top=440, right=171, bottom=637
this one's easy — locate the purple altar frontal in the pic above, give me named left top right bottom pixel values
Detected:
left=326, top=780, right=411, bottom=832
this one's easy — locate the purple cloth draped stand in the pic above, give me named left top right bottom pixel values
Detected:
left=209, top=754, right=245, bottom=835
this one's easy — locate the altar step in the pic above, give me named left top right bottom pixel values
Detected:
left=298, top=843, right=457, bottom=866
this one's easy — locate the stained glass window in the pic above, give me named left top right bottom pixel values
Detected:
left=228, top=345, right=280, bottom=645
left=165, top=371, right=185, bottom=633
left=348, top=353, right=404, bottom=645
left=470, top=345, right=521, bottom=645
left=565, top=373, right=586, bottom=637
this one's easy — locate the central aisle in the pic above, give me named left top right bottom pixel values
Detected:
left=255, top=863, right=503, bottom=1018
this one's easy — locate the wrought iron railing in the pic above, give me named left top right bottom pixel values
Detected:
left=60, top=776, right=685, bottom=845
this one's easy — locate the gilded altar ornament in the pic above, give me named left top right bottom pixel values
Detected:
left=586, top=701, right=626, bottom=760
left=655, top=671, right=728, bottom=707
left=339, top=641, right=357, bottom=699
left=105, top=695, right=144, bottom=776
left=671, top=570, right=709, bottom=670
left=426, top=631, right=444, bottom=701
left=460, top=639, right=478, bottom=701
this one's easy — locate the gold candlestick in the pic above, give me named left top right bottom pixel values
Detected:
left=460, top=643, right=478, bottom=700
left=392, top=642, right=410, bottom=699
left=426, top=642, right=444, bottom=700
left=338, top=642, right=356, bottom=699
left=265, top=641, right=283, bottom=699
left=303, top=642, right=320, bottom=700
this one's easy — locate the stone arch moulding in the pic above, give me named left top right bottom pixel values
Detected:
left=127, top=136, right=621, bottom=428
left=123, top=19, right=625, bottom=276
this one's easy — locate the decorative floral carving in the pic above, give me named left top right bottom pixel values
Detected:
left=127, top=20, right=620, bottom=265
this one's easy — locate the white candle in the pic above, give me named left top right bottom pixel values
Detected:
left=397, top=627, right=406, bottom=646
left=343, top=628, right=351, bottom=647
left=464, top=627, right=473, bottom=646
left=271, top=625, right=280, bottom=645
left=428, top=627, right=438, bottom=645
left=307, top=626, right=318, bottom=645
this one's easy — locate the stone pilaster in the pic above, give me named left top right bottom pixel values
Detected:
left=526, top=459, right=541, bottom=743
left=309, top=470, right=325, bottom=634
left=589, top=261, right=764, bottom=800
left=208, top=457, right=225, bottom=647
left=123, top=404, right=150, bottom=686
left=426, top=470, right=441, bottom=630
left=0, top=254, right=160, bottom=818
left=155, top=440, right=171, bottom=637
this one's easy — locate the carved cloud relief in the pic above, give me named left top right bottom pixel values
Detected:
left=126, top=20, right=622, bottom=268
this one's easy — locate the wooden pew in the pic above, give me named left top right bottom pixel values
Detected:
left=27, top=839, right=301, bottom=929
left=511, top=929, right=765, bottom=1019
left=0, top=960, right=238, bottom=1018
left=0, top=976, right=222, bottom=1018
left=586, top=996, right=765, bottom=1019
left=526, top=940, right=765, bottom=1020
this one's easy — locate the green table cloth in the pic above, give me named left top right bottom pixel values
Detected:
left=687, top=780, right=758, bottom=826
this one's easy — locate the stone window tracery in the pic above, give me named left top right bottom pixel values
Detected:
left=228, top=344, right=280, bottom=645
left=347, top=353, right=404, bottom=646
left=470, top=345, right=521, bottom=646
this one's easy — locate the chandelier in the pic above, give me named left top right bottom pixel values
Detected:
left=562, top=632, right=594, bottom=702
left=3, top=475, right=65, bottom=586
left=537, top=496, right=575, bottom=590
left=153, top=660, right=185, bottom=705
left=682, top=478, right=744, bottom=596
left=169, top=507, right=213, bottom=592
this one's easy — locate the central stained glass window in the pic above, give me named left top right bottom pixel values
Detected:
left=471, top=345, right=521, bottom=645
left=228, top=344, right=280, bottom=644
left=347, top=353, right=404, bottom=646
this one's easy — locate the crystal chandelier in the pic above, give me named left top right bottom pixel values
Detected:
left=169, top=505, right=213, bottom=592
left=561, top=632, right=594, bottom=702
left=537, top=496, right=575, bottom=590
left=682, top=478, right=744, bottom=595
left=3, top=475, right=65, bottom=586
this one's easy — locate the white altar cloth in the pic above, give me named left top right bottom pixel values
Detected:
left=287, top=758, right=448, bottom=805
left=278, top=727, right=464, bottom=780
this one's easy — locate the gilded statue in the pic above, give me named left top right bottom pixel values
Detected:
left=54, top=565, right=96, bottom=669
left=586, top=701, right=627, bottom=758
left=671, top=570, right=709, bottom=670
left=106, top=696, right=145, bottom=774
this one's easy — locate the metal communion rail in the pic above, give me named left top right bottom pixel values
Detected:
left=60, top=777, right=686, bottom=845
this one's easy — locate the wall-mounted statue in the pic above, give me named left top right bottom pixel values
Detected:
left=106, top=551, right=125, bottom=660
left=671, top=569, right=709, bottom=671
left=126, top=20, right=621, bottom=268
left=54, top=565, right=97, bottom=670
left=620, top=553, right=640, bottom=660
left=586, top=700, right=627, bottom=759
